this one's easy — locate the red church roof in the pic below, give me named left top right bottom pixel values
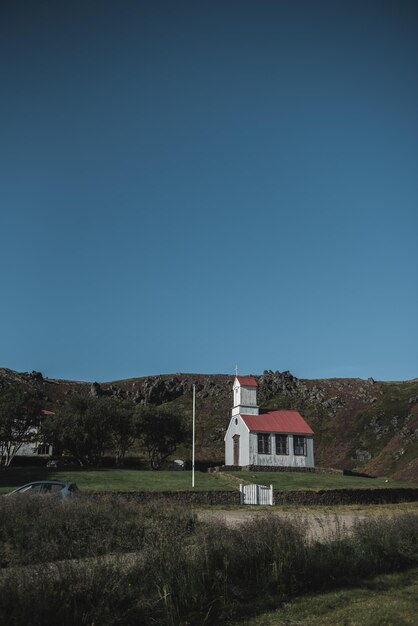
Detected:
left=241, top=411, right=313, bottom=435
left=236, top=376, right=257, bottom=387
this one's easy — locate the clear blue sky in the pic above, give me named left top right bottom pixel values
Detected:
left=1, top=0, right=417, bottom=382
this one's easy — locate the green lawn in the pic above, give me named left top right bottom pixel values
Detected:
left=232, top=470, right=418, bottom=490
left=1, top=467, right=418, bottom=494
left=0, top=467, right=237, bottom=493
left=238, top=567, right=418, bottom=626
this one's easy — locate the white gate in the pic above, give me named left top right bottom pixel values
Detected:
left=240, top=483, right=273, bottom=506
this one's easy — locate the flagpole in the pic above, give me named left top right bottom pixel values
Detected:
left=192, top=384, right=195, bottom=488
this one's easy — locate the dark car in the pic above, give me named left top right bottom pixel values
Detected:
left=4, top=480, right=79, bottom=498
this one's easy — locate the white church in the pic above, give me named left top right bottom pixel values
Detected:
left=224, top=376, right=314, bottom=469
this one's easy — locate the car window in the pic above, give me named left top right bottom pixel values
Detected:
left=49, top=484, right=64, bottom=493
left=19, top=484, right=43, bottom=493
left=41, top=483, right=63, bottom=494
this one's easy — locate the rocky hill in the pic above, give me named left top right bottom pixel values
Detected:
left=1, top=367, right=418, bottom=479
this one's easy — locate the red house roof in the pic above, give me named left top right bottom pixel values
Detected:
left=236, top=376, right=257, bottom=387
left=241, top=411, right=313, bottom=435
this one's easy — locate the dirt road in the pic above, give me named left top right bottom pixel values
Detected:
left=197, top=509, right=383, bottom=541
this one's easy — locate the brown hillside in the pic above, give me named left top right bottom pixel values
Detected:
left=1, top=367, right=418, bottom=478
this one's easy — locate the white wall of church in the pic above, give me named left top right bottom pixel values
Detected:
left=225, top=417, right=250, bottom=466
left=249, top=433, right=314, bottom=468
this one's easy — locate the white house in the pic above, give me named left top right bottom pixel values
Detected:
left=17, top=409, right=54, bottom=458
left=224, top=376, right=314, bottom=468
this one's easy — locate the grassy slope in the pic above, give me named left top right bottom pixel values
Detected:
left=239, top=567, right=418, bottom=626
left=162, top=391, right=230, bottom=463
left=363, top=389, right=418, bottom=480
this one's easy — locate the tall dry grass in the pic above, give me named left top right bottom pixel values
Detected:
left=1, top=496, right=418, bottom=625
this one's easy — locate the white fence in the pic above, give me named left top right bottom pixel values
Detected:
left=239, top=483, right=273, bottom=506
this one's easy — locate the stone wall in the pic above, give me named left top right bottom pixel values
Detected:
left=89, top=488, right=418, bottom=506
left=90, top=490, right=240, bottom=505
left=244, top=465, right=316, bottom=473
left=274, top=488, right=418, bottom=505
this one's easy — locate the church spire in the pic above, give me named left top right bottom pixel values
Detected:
left=231, top=375, right=259, bottom=417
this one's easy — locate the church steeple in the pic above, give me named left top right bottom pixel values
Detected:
left=232, top=376, right=259, bottom=417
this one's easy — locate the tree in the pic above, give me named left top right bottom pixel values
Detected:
left=42, top=395, right=139, bottom=466
left=107, top=398, right=137, bottom=465
left=136, top=405, right=189, bottom=469
left=42, top=395, right=113, bottom=465
left=0, top=384, right=42, bottom=468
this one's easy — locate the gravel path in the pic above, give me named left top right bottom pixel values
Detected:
left=197, top=509, right=372, bottom=541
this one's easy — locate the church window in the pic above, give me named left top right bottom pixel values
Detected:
left=257, top=433, right=271, bottom=455
left=293, top=436, right=307, bottom=456
left=275, top=434, right=289, bottom=455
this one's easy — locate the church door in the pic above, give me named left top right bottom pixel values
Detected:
left=233, top=434, right=240, bottom=466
